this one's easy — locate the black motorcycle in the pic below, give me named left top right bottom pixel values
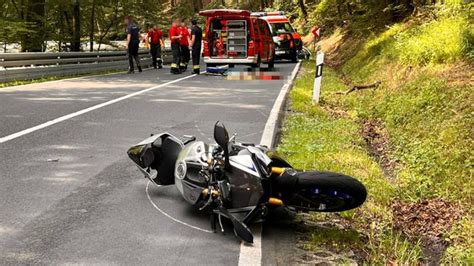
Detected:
left=128, top=122, right=367, bottom=243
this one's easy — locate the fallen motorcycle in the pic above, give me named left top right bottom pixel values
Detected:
left=127, top=122, right=367, bottom=243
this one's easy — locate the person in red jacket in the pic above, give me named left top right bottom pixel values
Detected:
left=147, top=24, right=164, bottom=69
left=179, top=19, right=190, bottom=72
left=169, top=18, right=182, bottom=74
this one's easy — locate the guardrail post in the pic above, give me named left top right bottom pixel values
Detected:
left=57, top=56, right=61, bottom=66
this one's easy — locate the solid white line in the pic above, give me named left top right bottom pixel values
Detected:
left=146, top=181, right=214, bottom=234
left=0, top=74, right=198, bottom=144
left=237, top=62, right=302, bottom=266
left=238, top=225, right=262, bottom=266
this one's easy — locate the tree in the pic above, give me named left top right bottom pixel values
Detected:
left=72, top=0, right=81, bottom=51
left=297, top=0, right=308, bottom=22
left=89, top=0, right=96, bottom=51
left=22, top=0, right=45, bottom=52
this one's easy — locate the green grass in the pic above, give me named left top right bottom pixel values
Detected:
left=278, top=63, right=421, bottom=263
left=337, top=10, right=473, bottom=207
left=278, top=8, right=472, bottom=262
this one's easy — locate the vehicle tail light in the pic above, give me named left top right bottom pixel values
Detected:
left=203, top=40, right=209, bottom=56
left=248, top=40, right=256, bottom=57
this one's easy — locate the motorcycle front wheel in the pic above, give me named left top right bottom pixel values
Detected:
left=279, top=171, right=367, bottom=212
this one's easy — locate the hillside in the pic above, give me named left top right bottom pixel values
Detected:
left=277, top=1, right=473, bottom=264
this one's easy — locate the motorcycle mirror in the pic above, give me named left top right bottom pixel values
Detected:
left=214, top=121, right=231, bottom=170
left=214, top=121, right=229, bottom=148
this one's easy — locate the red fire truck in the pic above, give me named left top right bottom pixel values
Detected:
left=199, top=9, right=276, bottom=68
left=252, top=11, right=303, bottom=62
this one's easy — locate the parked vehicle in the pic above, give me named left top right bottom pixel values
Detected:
left=252, top=11, right=302, bottom=62
left=127, top=122, right=368, bottom=243
left=199, top=9, right=275, bottom=68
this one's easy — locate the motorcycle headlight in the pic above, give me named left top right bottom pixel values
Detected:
left=176, top=161, right=187, bottom=180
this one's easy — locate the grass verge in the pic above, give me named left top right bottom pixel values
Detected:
left=277, top=5, right=473, bottom=263
left=0, top=69, right=126, bottom=89
left=278, top=62, right=422, bottom=263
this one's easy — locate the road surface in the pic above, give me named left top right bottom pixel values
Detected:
left=0, top=63, right=298, bottom=265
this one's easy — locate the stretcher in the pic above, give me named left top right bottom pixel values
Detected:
left=205, top=65, right=229, bottom=76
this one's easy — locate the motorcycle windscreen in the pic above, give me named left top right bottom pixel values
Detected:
left=227, top=155, right=264, bottom=209
left=151, top=135, right=183, bottom=185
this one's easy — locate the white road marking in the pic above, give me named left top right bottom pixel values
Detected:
left=238, top=62, right=302, bottom=266
left=146, top=181, right=213, bottom=234
left=0, top=74, right=199, bottom=144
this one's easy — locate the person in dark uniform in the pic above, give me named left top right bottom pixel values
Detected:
left=169, top=18, right=182, bottom=74
left=179, top=19, right=190, bottom=72
left=189, top=18, right=202, bottom=75
left=124, top=16, right=142, bottom=74
left=147, top=24, right=164, bottom=69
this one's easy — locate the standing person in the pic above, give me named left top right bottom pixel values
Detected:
left=179, top=19, right=190, bottom=72
left=147, top=24, right=164, bottom=69
left=189, top=18, right=202, bottom=75
left=124, top=16, right=142, bottom=74
left=169, top=18, right=182, bottom=74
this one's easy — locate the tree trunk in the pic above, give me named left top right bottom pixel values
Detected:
left=297, top=0, right=307, bottom=22
left=89, top=0, right=96, bottom=52
left=22, top=0, right=45, bottom=52
left=192, top=0, right=203, bottom=12
left=72, top=0, right=81, bottom=51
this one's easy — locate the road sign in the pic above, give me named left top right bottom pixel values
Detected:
left=313, top=52, right=324, bottom=103
left=311, top=26, right=320, bottom=38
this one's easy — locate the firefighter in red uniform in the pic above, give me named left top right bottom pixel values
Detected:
left=147, top=24, right=164, bottom=69
left=169, top=18, right=182, bottom=74
left=179, top=19, right=190, bottom=72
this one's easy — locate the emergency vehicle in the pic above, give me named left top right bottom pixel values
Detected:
left=199, top=9, right=275, bottom=68
left=252, top=11, right=302, bottom=62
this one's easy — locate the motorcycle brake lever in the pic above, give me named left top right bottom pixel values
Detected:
left=199, top=188, right=216, bottom=211
left=199, top=198, right=212, bottom=211
left=218, top=214, right=224, bottom=233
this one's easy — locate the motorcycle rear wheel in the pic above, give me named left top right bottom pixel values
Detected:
left=283, top=171, right=367, bottom=212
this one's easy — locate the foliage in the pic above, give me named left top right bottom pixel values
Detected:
left=356, top=12, right=471, bottom=65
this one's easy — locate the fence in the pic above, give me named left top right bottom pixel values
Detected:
left=0, top=48, right=172, bottom=83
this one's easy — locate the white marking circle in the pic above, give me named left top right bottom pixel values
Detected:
left=145, top=180, right=213, bottom=234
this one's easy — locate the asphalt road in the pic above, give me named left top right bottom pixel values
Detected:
left=0, top=63, right=298, bottom=265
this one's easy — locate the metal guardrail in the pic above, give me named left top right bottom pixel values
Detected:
left=0, top=48, right=172, bottom=83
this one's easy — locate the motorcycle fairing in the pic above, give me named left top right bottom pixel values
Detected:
left=175, top=141, right=210, bottom=205
left=229, top=155, right=259, bottom=177
left=227, top=155, right=264, bottom=209
left=127, top=133, right=184, bottom=186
